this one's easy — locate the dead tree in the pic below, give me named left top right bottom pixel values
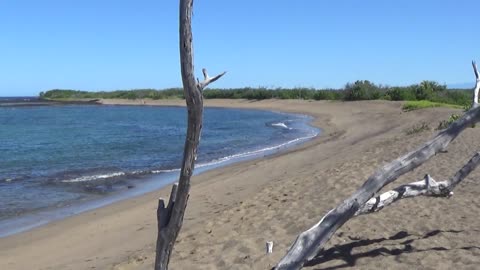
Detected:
left=154, top=1, right=225, bottom=269
left=275, top=62, right=480, bottom=270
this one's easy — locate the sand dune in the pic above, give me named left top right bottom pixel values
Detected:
left=1, top=99, right=479, bottom=270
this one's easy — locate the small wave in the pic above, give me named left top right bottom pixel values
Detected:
left=59, top=127, right=319, bottom=184
left=271, top=122, right=291, bottom=129
left=1, top=177, right=22, bottom=183
left=60, top=168, right=182, bottom=184
left=151, top=168, right=181, bottom=174
left=194, top=131, right=319, bottom=168
left=61, top=172, right=126, bottom=183
left=150, top=128, right=319, bottom=172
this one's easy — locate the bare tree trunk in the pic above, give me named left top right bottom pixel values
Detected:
left=275, top=62, right=480, bottom=270
left=154, top=1, right=225, bottom=269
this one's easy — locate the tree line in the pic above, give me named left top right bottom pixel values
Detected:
left=40, top=80, right=472, bottom=106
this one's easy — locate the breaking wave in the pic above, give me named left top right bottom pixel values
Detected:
left=61, top=172, right=126, bottom=183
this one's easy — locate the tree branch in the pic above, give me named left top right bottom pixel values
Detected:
left=197, top=68, right=226, bottom=90
left=473, top=61, right=479, bottom=79
left=473, top=61, right=479, bottom=108
left=356, top=152, right=480, bottom=215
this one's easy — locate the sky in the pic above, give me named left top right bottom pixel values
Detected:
left=0, top=0, right=479, bottom=96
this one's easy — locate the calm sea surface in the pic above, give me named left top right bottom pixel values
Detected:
left=0, top=103, right=318, bottom=220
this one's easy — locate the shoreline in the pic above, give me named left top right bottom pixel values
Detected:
left=1, top=99, right=479, bottom=270
left=0, top=98, right=100, bottom=107
left=0, top=106, right=320, bottom=238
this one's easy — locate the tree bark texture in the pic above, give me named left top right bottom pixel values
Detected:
left=154, top=1, right=225, bottom=269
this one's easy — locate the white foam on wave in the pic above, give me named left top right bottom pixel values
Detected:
left=195, top=131, right=319, bottom=169
left=151, top=168, right=181, bottom=174
left=60, top=119, right=319, bottom=183
left=61, top=172, right=126, bottom=183
left=133, top=128, right=318, bottom=176
left=271, top=122, right=291, bottom=129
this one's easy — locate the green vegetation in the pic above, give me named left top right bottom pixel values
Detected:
left=40, top=80, right=473, bottom=108
left=344, top=80, right=381, bottom=101
left=402, top=100, right=463, bottom=111
left=41, top=88, right=184, bottom=100
left=404, top=122, right=431, bottom=135
left=437, top=114, right=461, bottom=130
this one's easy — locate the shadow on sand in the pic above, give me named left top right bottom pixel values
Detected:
left=302, top=229, right=480, bottom=270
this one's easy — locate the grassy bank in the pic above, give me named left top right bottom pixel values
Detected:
left=402, top=100, right=464, bottom=111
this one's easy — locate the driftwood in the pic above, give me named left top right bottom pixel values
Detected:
left=356, top=152, right=480, bottom=215
left=275, top=63, right=480, bottom=270
left=154, top=0, right=225, bottom=269
left=266, top=241, right=274, bottom=254
left=473, top=61, right=479, bottom=109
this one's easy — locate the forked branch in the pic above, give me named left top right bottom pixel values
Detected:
left=198, top=68, right=226, bottom=90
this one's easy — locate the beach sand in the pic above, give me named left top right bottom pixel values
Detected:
left=1, top=99, right=479, bottom=270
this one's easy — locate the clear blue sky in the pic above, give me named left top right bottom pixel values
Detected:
left=1, top=0, right=479, bottom=96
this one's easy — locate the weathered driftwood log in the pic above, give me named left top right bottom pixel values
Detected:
left=356, top=152, right=480, bottom=215
left=154, top=1, right=225, bottom=269
left=275, top=63, right=480, bottom=270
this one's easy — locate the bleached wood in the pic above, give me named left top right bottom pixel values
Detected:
left=154, top=1, right=224, bottom=269
left=356, top=175, right=449, bottom=215
left=473, top=61, right=479, bottom=108
left=266, top=241, right=274, bottom=254
left=198, top=68, right=226, bottom=90
left=356, top=152, right=480, bottom=215
left=275, top=61, right=480, bottom=270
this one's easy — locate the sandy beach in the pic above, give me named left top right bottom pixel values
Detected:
left=1, top=99, right=479, bottom=270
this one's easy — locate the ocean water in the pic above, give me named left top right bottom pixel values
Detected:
left=0, top=96, right=39, bottom=102
left=0, top=104, right=318, bottom=221
left=0, top=96, right=40, bottom=105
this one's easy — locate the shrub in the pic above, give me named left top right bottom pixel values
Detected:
left=437, top=114, right=461, bottom=130
left=412, top=81, right=445, bottom=101
left=313, top=90, right=342, bottom=100
left=344, top=80, right=380, bottom=101
left=404, top=122, right=431, bottom=135
left=387, top=87, right=417, bottom=101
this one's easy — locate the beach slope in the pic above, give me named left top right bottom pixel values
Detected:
left=1, top=99, right=479, bottom=269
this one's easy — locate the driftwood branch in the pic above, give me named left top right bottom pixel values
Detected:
left=473, top=61, right=479, bottom=109
left=356, top=152, right=480, bottom=215
left=154, top=1, right=224, bottom=269
left=197, top=68, right=226, bottom=90
left=275, top=62, right=480, bottom=270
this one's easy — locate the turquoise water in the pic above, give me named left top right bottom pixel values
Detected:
left=0, top=104, right=318, bottom=221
